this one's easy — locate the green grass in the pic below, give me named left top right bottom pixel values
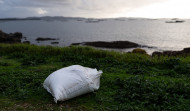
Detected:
left=0, top=43, right=190, bottom=111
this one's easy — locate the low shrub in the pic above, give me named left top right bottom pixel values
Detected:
left=132, top=48, right=147, bottom=54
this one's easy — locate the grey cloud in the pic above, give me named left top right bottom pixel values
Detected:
left=0, top=0, right=167, bottom=18
left=3, top=0, right=71, bottom=8
left=1, top=0, right=166, bottom=9
left=76, top=0, right=166, bottom=10
left=0, top=0, right=4, bottom=4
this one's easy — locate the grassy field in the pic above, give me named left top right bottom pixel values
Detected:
left=0, top=44, right=190, bottom=111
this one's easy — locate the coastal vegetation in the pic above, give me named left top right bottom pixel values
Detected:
left=0, top=43, right=190, bottom=111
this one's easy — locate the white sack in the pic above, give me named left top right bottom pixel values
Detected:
left=43, top=65, right=102, bottom=103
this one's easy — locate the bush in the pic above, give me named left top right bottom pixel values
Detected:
left=132, top=48, right=147, bottom=54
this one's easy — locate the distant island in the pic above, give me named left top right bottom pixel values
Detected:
left=0, top=16, right=178, bottom=21
left=165, top=18, right=185, bottom=23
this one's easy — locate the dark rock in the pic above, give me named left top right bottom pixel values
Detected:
left=36, top=37, right=57, bottom=41
left=142, top=46, right=156, bottom=48
left=23, top=37, right=27, bottom=40
left=72, top=41, right=140, bottom=49
left=152, top=47, right=190, bottom=57
left=162, top=51, right=174, bottom=56
left=51, top=42, right=59, bottom=44
left=13, top=32, right=23, bottom=38
left=183, top=48, right=190, bottom=53
left=71, top=43, right=81, bottom=45
left=0, top=30, right=22, bottom=43
left=152, top=51, right=163, bottom=57
left=165, top=20, right=185, bottom=23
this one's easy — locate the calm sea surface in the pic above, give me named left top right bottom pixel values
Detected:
left=0, top=18, right=190, bottom=54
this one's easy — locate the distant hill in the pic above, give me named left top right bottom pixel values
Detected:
left=0, top=16, right=86, bottom=21
left=0, top=16, right=160, bottom=21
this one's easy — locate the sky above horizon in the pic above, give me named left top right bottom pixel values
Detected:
left=0, top=0, right=190, bottom=18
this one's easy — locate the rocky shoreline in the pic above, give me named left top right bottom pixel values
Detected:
left=36, top=37, right=57, bottom=41
left=72, top=41, right=155, bottom=49
left=152, top=48, right=190, bottom=56
left=72, top=41, right=140, bottom=49
left=0, top=30, right=23, bottom=43
left=1, top=30, right=190, bottom=56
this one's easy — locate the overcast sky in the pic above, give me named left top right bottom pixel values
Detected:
left=0, top=0, right=190, bottom=18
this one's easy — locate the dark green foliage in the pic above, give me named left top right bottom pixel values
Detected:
left=112, top=76, right=190, bottom=111
left=20, top=54, right=47, bottom=66
left=164, top=58, right=181, bottom=68
left=126, top=63, right=148, bottom=75
left=8, top=52, right=27, bottom=59
left=0, top=61, right=10, bottom=66
left=174, top=64, right=190, bottom=75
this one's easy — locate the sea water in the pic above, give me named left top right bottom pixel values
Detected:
left=0, top=18, right=190, bottom=54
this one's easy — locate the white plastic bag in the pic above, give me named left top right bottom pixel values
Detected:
left=43, top=65, right=102, bottom=103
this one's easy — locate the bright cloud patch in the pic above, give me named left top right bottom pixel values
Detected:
left=37, top=8, right=47, bottom=15
left=124, top=0, right=190, bottom=18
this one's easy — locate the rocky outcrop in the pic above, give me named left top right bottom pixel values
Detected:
left=51, top=42, right=59, bottom=44
left=36, top=37, right=57, bottom=41
left=72, top=41, right=140, bottom=49
left=152, top=48, right=190, bottom=56
left=0, top=30, right=22, bottom=43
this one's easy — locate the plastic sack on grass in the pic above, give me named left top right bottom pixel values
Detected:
left=43, top=65, right=102, bottom=103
